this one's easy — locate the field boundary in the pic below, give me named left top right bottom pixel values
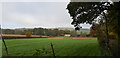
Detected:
left=2, top=34, right=50, bottom=39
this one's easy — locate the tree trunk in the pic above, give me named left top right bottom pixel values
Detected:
left=103, top=12, right=109, bottom=44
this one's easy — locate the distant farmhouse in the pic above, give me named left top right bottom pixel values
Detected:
left=64, top=34, right=71, bottom=37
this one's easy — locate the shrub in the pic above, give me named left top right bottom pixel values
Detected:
left=25, top=32, right=31, bottom=37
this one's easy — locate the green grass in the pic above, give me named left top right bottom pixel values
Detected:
left=2, top=37, right=101, bottom=56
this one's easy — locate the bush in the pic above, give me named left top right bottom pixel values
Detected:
left=25, top=32, right=31, bottom=37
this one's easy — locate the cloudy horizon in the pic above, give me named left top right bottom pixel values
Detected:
left=2, top=2, right=91, bottom=29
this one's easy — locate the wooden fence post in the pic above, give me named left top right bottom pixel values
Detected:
left=50, top=43, right=55, bottom=58
left=2, top=39, right=8, bottom=56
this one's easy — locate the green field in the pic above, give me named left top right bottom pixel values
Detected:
left=2, top=37, right=101, bottom=56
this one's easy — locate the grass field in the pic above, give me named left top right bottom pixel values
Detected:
left=2, top=37, right=101, bottom=56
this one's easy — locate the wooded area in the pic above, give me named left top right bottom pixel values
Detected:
left=2, top=27, right=91, bottom=38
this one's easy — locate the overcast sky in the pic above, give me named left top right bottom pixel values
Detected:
left=2, top=2, right=91, bottom=29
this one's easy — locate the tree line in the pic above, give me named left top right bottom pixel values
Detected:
left=2, top=28, right=79, bottom=37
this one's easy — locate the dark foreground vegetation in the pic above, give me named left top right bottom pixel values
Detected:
left=67, top=2, right=120, bottom=56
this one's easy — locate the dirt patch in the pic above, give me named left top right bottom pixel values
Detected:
left=72, top=38, right=93, bottom=39
left=2, top=34, right=50, bottom=39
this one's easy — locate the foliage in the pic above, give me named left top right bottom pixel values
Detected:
left=33, top=48, right=51, bottom=56
left=70, top=30, right=77, bottom=37
left=25, top=32, right=31, bottom=37
left=2, top=29, right=15, bottom=34
left=2, top=28, right=79, bottom=37
left=107, top=2, right=120, bottom=39
left=67, top=1, right=119, bottom=56
left=67, top=2, right=111, bottom=29
left=90, top=24, right=99, bottom=37
left=106, top=2, right=120, bottom=56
